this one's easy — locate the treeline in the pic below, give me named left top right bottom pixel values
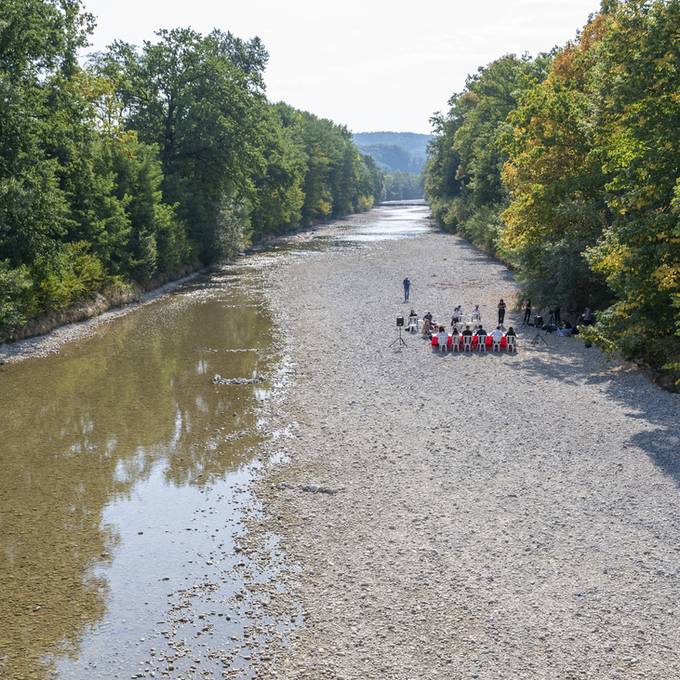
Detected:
left=425, top=0, right=679, bottom=382
left=0, top=0, right=383, bottom=337
left=383, top=172, right=424, bottom=201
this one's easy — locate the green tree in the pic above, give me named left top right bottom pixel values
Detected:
left=500, top=20, right=612, bottom=311
left=94, top=28, right=269, bottom=262
left=584, top=0, right=680, bottom=370
left=0, top=2, right=382, bottom=339
left=425, top=53, right=550, bottom=253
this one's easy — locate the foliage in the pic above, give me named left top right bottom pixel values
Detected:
left=425, top=53, right=551, bottom=243
left=0, top=261, right=32, bottom=332
left=356, top=132, right=429, bottom=201
left=32, top=242, right=106, bottom=312
left=383, top=172, right=423, bottom=201
left=425, top=0, right=680, bottom=380
left=0, top=0, right=381, bottom=338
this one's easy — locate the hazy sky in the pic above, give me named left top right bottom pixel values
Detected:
left=82, top=0, right=601, bottom=134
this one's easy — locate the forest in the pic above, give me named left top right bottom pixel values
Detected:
left=354, top=132, right=430, bottom=201
left=0, top=0, right=383, bottom=338
left=425, top=0, right=679, bottom=383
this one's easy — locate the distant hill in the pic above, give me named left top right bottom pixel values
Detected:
left=353, top=132, right=432, bottom=174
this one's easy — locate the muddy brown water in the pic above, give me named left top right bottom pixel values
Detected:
left=0, top=265, right=279, bottom=679
left=0, top=205, right=432, bottom=679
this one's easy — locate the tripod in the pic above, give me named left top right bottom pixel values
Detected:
left=530, top=327, right=549, bottom=346
left=389, top=326, right=407, bottom=350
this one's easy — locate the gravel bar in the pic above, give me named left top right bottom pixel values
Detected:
left=242, top=223, right=680, bottom=680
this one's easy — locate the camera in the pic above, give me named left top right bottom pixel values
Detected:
left=396, top=315, right=404, bottom=328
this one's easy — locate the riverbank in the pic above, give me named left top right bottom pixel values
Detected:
left=238, top=220, right=680, bottom=678
left=0, top=269, right=205, bottom=365
left=0, top=212, right=375, bottom=367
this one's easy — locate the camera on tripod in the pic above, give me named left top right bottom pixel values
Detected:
left=530, top=314, right=549, bottom=346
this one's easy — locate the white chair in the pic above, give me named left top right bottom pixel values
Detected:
left=463, top=335, right=472, bottom=352
left=492, top=338, right=501, bottom=353
left=451, top=334, right=460, bottom=352
left=506, top=335, right=517, bottom=353
left=408, top=315, right=419, bottom=333
left=478, top=336, right=487, bottom=353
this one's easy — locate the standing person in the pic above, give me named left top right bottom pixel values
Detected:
left=523, top=298, right=532, bottom=325
left=403, top=277, right=411, bottom=302
left=497, top=299, right=506, bottom=325
left=553, top=305, right=561, bottom=326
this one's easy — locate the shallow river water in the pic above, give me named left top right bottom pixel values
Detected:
left=0, top=204, right=431, bottom=679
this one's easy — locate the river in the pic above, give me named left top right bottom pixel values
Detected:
left=0, top=203, right=432, bottom=680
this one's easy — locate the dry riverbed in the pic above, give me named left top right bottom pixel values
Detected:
left=236, top=211, right=680, bottom=679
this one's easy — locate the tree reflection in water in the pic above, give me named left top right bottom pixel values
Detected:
left=0, top=268, right=274, bottom=679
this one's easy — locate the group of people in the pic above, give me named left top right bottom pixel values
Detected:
left=450, top=299, right=507, bottom=326
left=407, top=303, right=518, bottom=353
left=520, top=297, right=596, bottom=332
left=433, top=323, right=517, bottom=351
left=402, top=278, right=597, bottom=350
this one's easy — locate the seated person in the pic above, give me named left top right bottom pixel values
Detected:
left=490, top=326, right=504, bottom=343
left=451, top=325, right=460, bottom=336
left=506, top=326, right=517, bottom=337
left=461, top=325, right=473, bottom=337
left=579, top=307, right=594, bottom=326
left=423, top=311, right=433, bottom=323
left=557, top=321, right=574, bottom=336
left=451, top=306, right=462, bottom=324
left=474, top=325, right=487, bottom=337
left=471, top=305, right=482, bottom=321
left=407, top=309, right=418, bottom=330
left=436, top=326, right=448, bottom=350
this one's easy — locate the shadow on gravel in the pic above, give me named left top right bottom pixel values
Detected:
left=514, top=339, right=680, bottom=489
left=449, top=241, right=517, bottom=283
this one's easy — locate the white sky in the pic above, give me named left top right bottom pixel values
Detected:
left=81, top=0, right=601, bottom=134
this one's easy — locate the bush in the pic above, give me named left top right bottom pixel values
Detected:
left=32, top=242, right=106, bottom=313
left=0, top=261, right=33, bottom=335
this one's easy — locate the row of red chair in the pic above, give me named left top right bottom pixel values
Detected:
left=431, top=334, right=516, bottom=352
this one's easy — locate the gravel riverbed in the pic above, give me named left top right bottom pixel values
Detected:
left=239, top=220, right=680, bottom=679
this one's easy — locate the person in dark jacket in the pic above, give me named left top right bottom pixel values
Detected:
left=498, top=299, right=507, bottom=324
left=403, top=277, right=411, bottom=302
